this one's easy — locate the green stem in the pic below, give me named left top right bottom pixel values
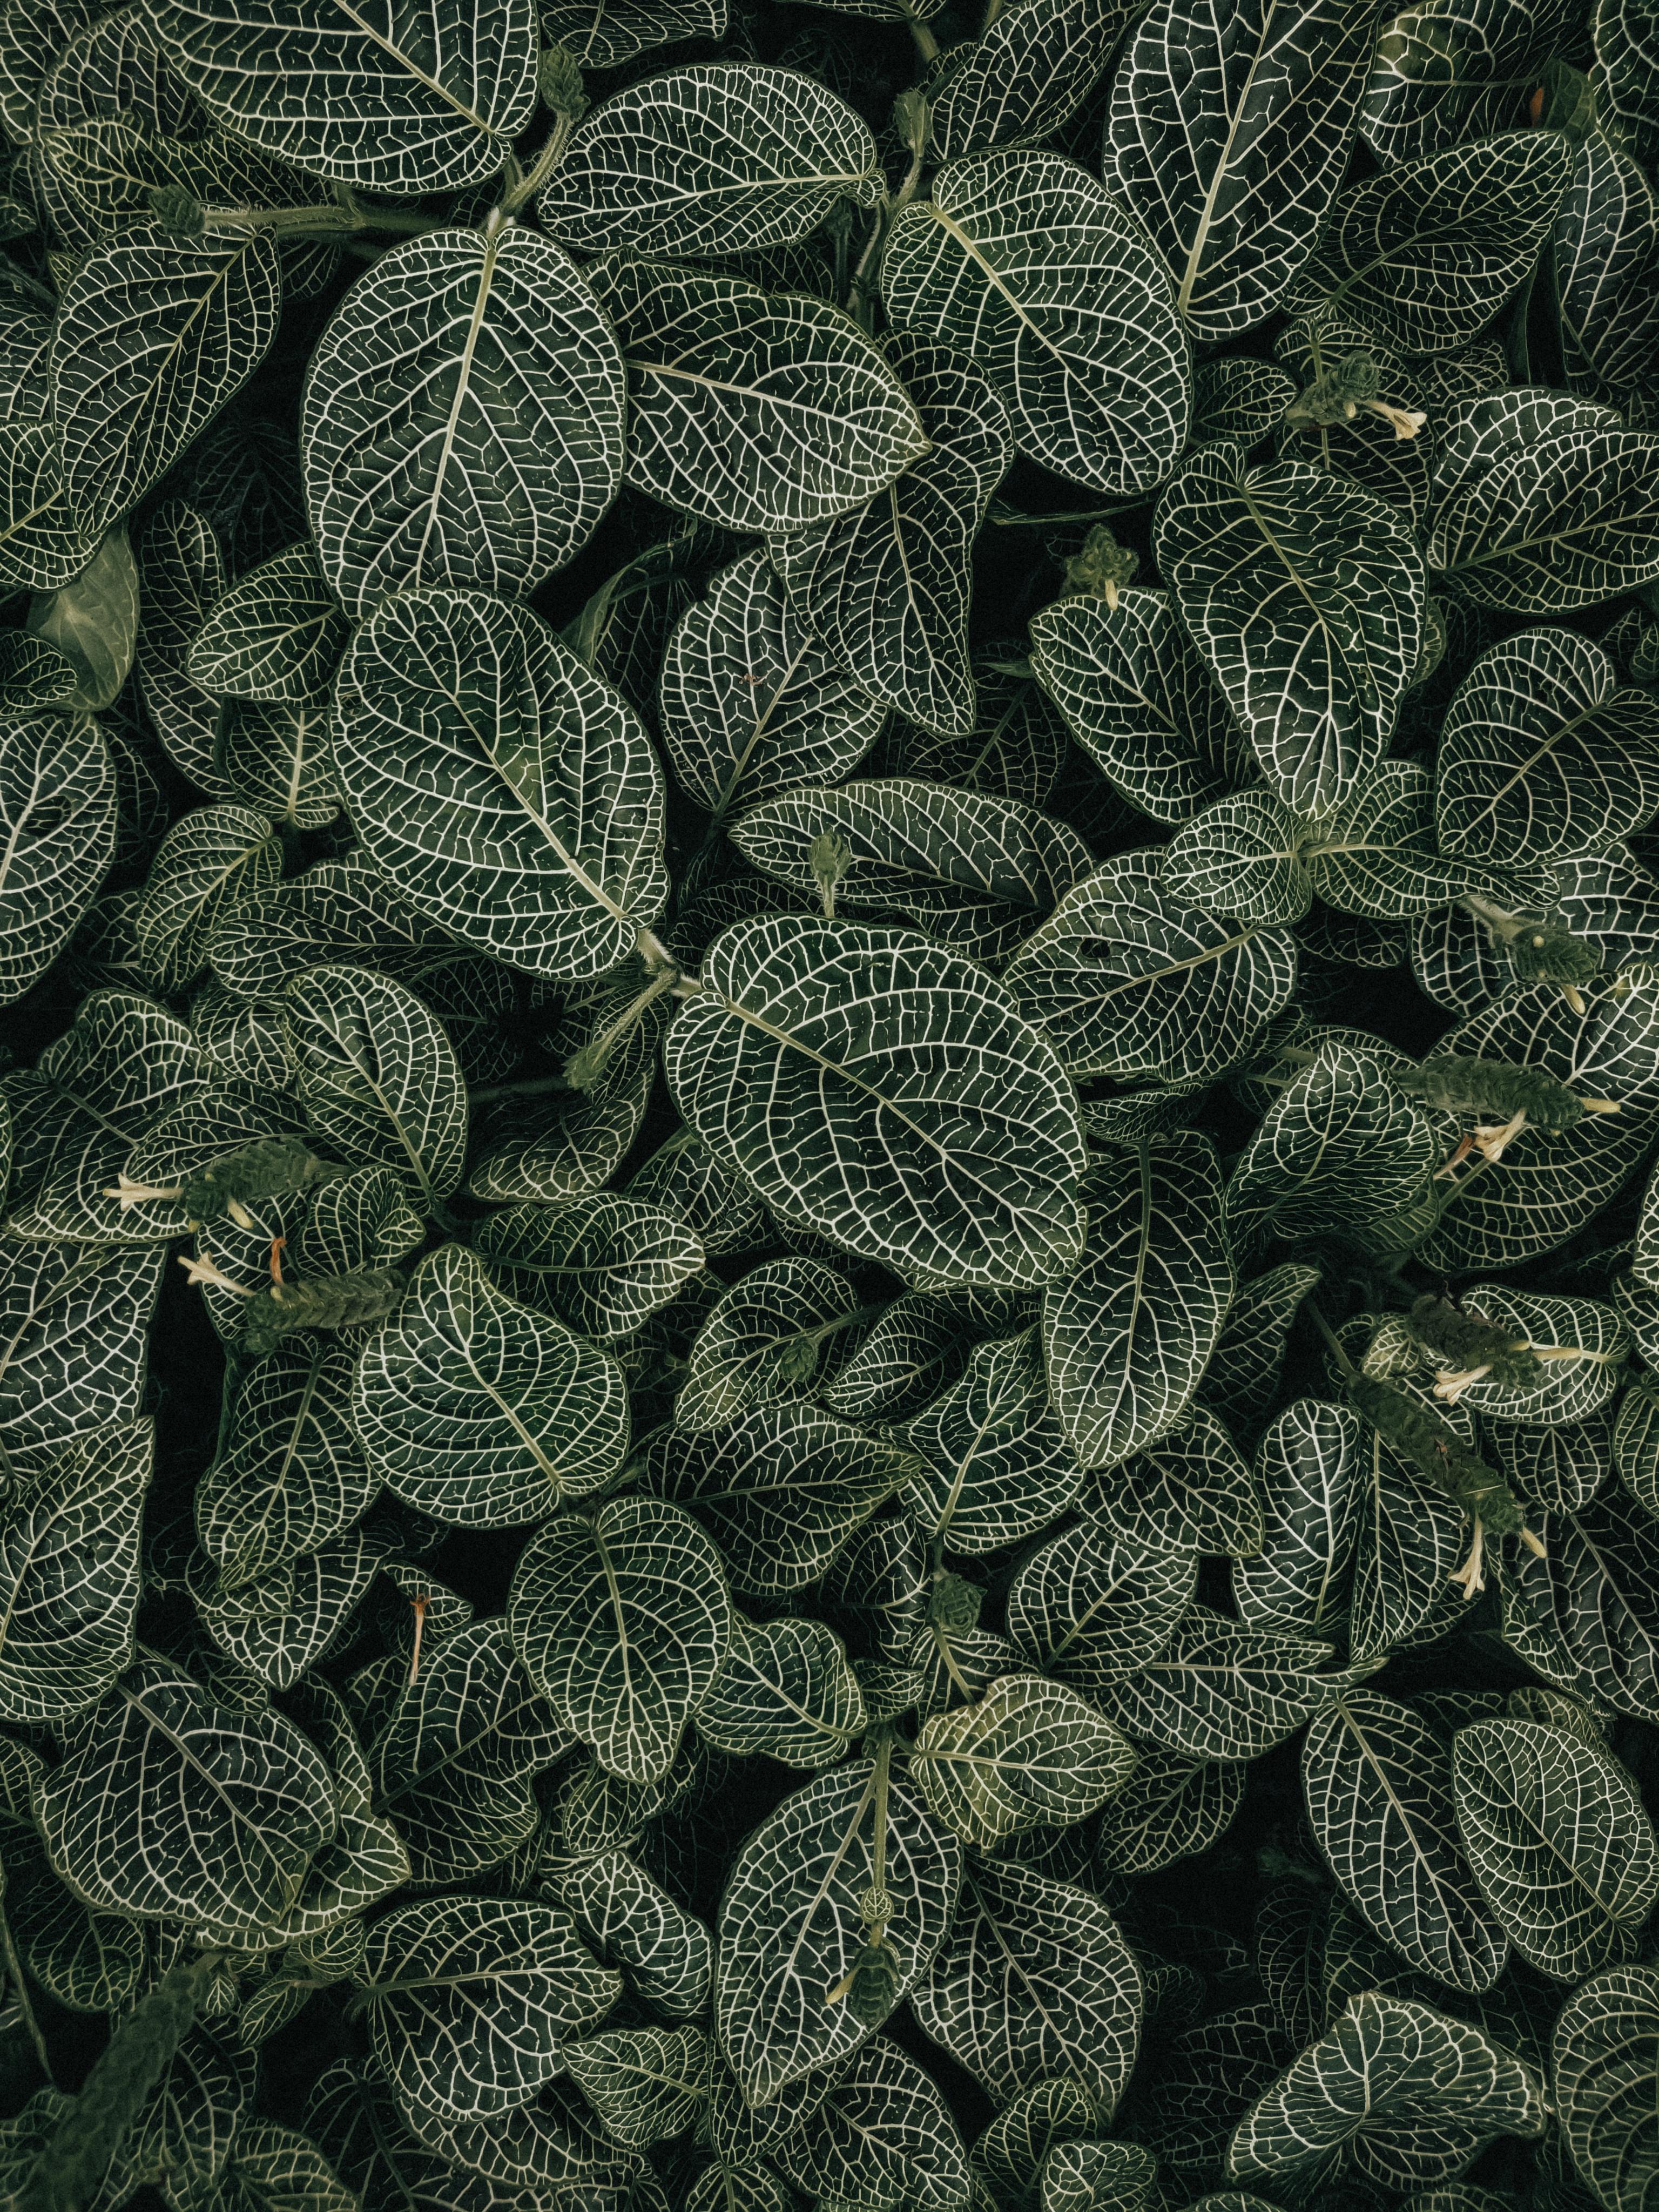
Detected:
left=199, top=203, right=454, bottom=239
left=0, top=1901, right=55, bottom=2090
left=500, top=113, right=578, bottom=216
left=1306, top=1299, right=1359, bottom=1381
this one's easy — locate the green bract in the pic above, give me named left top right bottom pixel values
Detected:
left=0, top=6, right=1650, bottom=2210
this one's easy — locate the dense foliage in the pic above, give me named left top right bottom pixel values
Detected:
left=0, top=0, right=1655, bottom=2208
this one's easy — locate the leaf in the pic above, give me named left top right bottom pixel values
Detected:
left=882, top=147, right=1190, bottom=495
left=677, top=1258, right=863, bottom=1432
left=886, top=646, right=1068, bottom=808
left=216, top=2119, right=358, bottom=2212
left=216, top=693, right=341, bottom=831
left=1095, top=1744, right=1245, bottom=1876
left=772, top=2039, right=972, bottom=2211
left=1006, top=1518, right=1197, bottom=1689
left=1225, top=1042, right=1438, bottom=1264
left=302, top=233, right=625, bottom=621
left=135, top=801, right=282, bottom=994
left=1284, top=129, right=1575, bottom=352
left=1301, top=1691, right=1509, bottom=1995
left=1306, top=760, right=1510, bottom=919
left=1435, top=625, right=1659, bottom=866
left=1003, top=852, right=1298, bottom=1083
left=1090, top=1407, right=1265, bottom=1559
left=1033, top=591, right=1243, bottom=826
left=696, top=1613, right=866, bottom=1767
left=730, top=775, right=1091, bottom=963
left=1042, top=1134, right=1234, bottom=1471
left=35, top=1655, right=338, bottom=1936
left=1202, top=1260, right=1322, bottom=1436
left=1452, top=1716, right=1659, bottom=1981
left=52, top=227, right=282, bottom=535
left=1103, top=0, right=1377, bottom=340
left=928, top=0, right=1133, bottom=157
left=826, top=1286, right=1025, bottom=1424
left=911, top=1673, right=1137, bottom=1847
left=195, top=1525, right=385, bottom=1690
left=0, top=1240, right=166, bottom=1449
left=665, top=914, right=1088, bottom=1288
left=642, top=1402, right=910, bottom=1595
left=26, top=525, right=139, bottom=710
left=118, top=2024, right=259, bottom=2210
left=0, top=422, right=99, bottom=592
left=1100, top=1604, right=1377, bottom=1759
left=593, top=259, right=927, bottom=534
left=134, top=500, right=231, bottom=793
left=972, top=2078, right=1095, bottom=2202
left=186, top=541, right=351, bottom=702
left=352, top=1243, right=630, bottom=1527
left=333, top=586, right=669, bottom=982
left=1554, top=1963, right=1659, bottom=2212
left=1432, top=1285, right=1626, bottom=1425
left=1494, top=1409, right=1609, bottom=1514
left=0, top=710, right=114, bottom=1004
left=218, top=1666, right=414, bottom=1934
left=211, top=850, right=500, bottom=1001
left=1428, top=395, right=1659, bottom=612
left=1363, top=0, right=1576, bottom=161
left=1418, top=977, right=1659, bottom=1271
left=8, top=1830, right=145, bottom=2014
left=508, top=1496, right=729, bottom=1784
left=912, top=1856, right=1141, bottom=2111
left=0, top=0, right=103, bottom=138
left=0, top=1415, right=149, bottom=1723
left=1226, top=1990, right=1545, bottom=2188
left=770, top=337, right=1011, bottom=737
left=714, top=1755, right=961, bottom=2106
left=1142, top=2001, right=1292, bottom=2181
left=284, top=963, right=467, bottom=1206
left=355, top=1896, right=621, bottom=2122
left=474, top=1196, right=703, bottom=1341
left=544, top=65, right=881, bottom=257
left=553, top=1846, right=713, bottom=2020
left=895, top=1331, right=1088, bottom=1552
left=823, top=1512, right=929, bottom=1660
left=628, top=1129, right=767, bottom=1259
left=147, top=0, right=538, bottom=191
left=1164, top=789, right=1309, bottom=926
left=1555, top=129, right=1659, bottom=403
left=1500, top=1491, right=1659, bottom=1722
left=1235, top=1399, right=1360, bottom=1637
left=542, top=0, right=724, bottom=67
left=563, top=2025, right=707, bottom=2150
left=367, top=1615, right=564, bottom=1889
left=658, top=545, right=885, bottom=824
left=4, top=987, right=202, bottom=1245
left=1156, top=449, right=1426, bottom=819
left=309, top=2056, right=603, bottom=2212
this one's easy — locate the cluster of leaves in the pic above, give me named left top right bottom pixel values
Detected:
left=0, top=0, right=1658, bottom=2208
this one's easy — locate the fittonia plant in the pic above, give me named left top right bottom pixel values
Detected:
left=0, top=0, right=1654, bottom=2207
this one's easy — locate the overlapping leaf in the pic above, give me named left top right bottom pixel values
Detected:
left=303, top=233, right=625, bottom=619
left=666, top=915, right=1088, bottom=1287
left=882, top=148, right=1190, bottom=495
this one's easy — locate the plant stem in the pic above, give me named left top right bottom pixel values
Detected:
left=0, top=1901, right=55, bottom=2090
left=500, top=114, right=578, bottom=216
